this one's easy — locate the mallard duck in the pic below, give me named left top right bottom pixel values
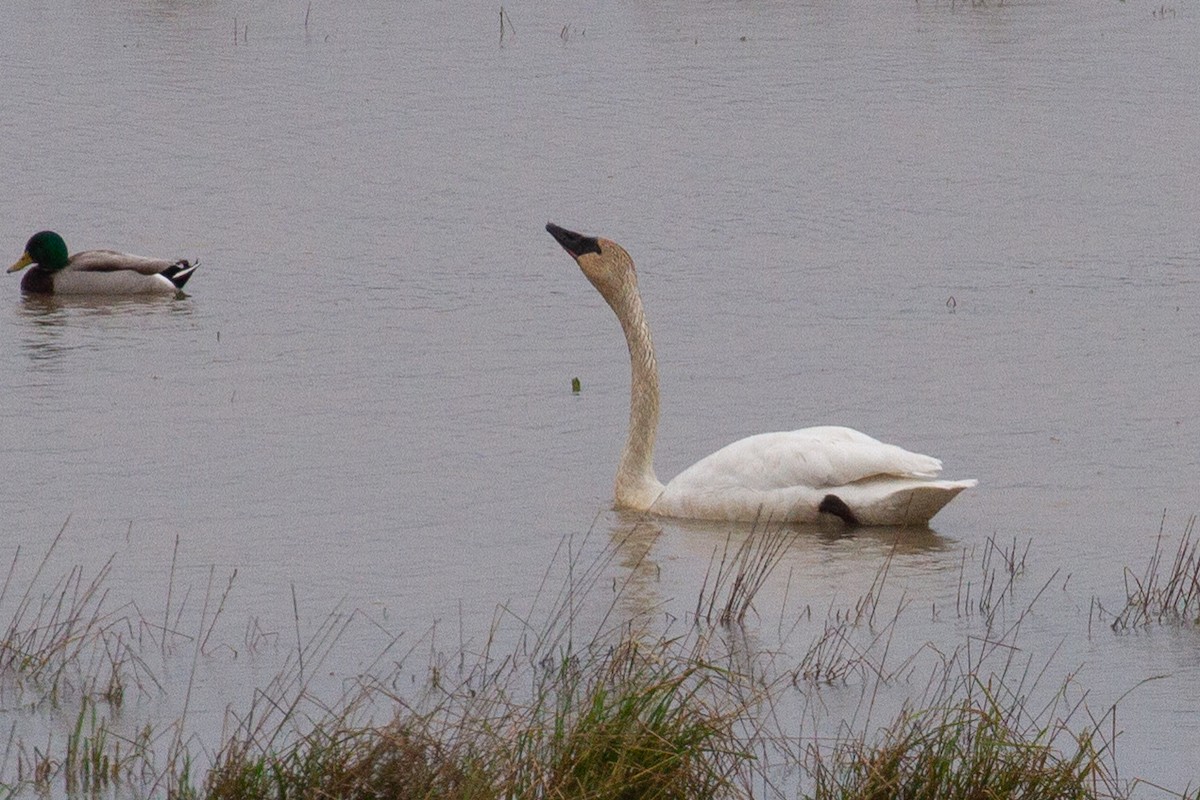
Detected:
left=8, top=230, right=198, bottom=295
left=546, top=222, right=975, bottom=526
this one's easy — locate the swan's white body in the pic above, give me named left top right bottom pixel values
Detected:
left=546, top=223, right=975, bottom=526
left=653, top=427, right=972, bottom=525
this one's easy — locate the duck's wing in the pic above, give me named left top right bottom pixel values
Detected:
left=67, top=250, right=184, bottom=275
left=668, top=425, right=946, bottom=494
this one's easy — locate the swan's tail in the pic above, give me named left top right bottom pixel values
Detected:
left=831, top=479, right=977, bottom=526
left=887, top=479, right=976, bottom=525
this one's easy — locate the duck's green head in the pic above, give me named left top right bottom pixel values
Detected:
left=9, top=231, right=69, bottom=273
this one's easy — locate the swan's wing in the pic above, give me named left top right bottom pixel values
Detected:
left=68, top=250, right=179, bottom=275
left=667, top=426, right=945, bottom=494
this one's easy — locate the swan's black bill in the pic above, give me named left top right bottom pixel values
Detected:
left=546, top=223, right=602, bottom=258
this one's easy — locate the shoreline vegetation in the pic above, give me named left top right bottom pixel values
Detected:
left=1, top=517, right=1198, bottom=799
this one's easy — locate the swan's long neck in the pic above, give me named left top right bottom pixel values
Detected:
left=608, top=281, right=665, bottom=510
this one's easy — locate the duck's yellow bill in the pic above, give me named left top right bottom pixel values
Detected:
left=8, top=252, right=33, bottom=273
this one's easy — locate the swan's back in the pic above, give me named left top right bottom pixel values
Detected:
left=669, top=426, right=941, bottom=489
left=655, top=426, right=975, bottom=525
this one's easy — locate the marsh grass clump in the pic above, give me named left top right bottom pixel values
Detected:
left=202, top=522, right=763, bottom=800
left=695, top=521, right=797, bottom=626
left=955, top=533, right=1037, bottom=627
left=801, top=645, right=1119, bottom=800
left=0, top=527, right=243, bottom=795
left=523, top=639, right=749, bottom=798
left=9, top=694, right=157, bottom=793
left=63, top=695, right=157, bottom=793
left=795, top=530, right=1122, bottom=800
left=203, top=629, right=755, bottom=799
left=204, top=716, right=487, bottom=800
left=1110, top=514, right=1200, bottom=631
left=803, top=685, right=1111, bottom=799
left=0, top=522, right=158, bottom=713
left=792, top=552, right=917, bottom=687
left=1, top=521, right=1162, bottom=799
left=200, top=520, right=1130, bottom=800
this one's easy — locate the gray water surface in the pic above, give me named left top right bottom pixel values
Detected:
left=2, top=0, right=1199, bottom=792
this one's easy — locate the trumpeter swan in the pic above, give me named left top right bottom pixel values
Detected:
left=546, top=222, right=975, bottom=526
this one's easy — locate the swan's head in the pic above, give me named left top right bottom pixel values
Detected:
left=546, top=222, right=636, bottom=302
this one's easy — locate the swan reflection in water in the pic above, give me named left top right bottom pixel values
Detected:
left=595, top=510, right=955, bottom=663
